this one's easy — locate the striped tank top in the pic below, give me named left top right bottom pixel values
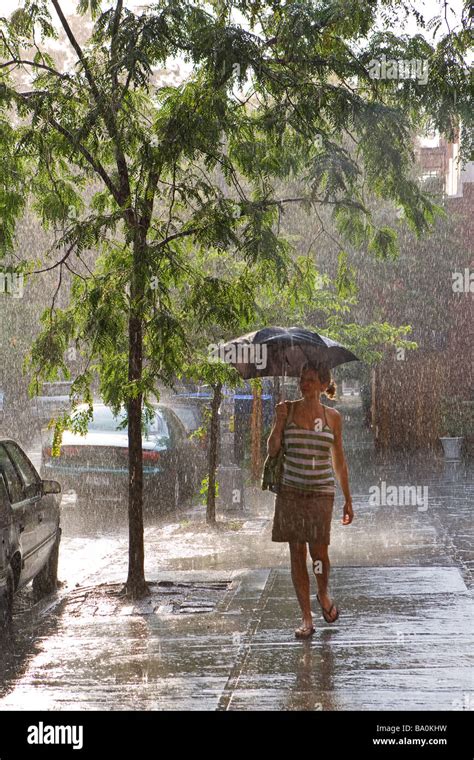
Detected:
left=281, top=402, right=335, bottom=494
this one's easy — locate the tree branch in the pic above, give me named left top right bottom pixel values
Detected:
left=49, top=262, right=63, bottom=321
left=141, top=167, right=160, bottom=231
left=0, top=59, right=71, bottom=80
left=157, top=227, right=201, bottom=249
left=50, top=0, right=100, bottom=98
left=51, top=0, right=132, bottom=206
left=33, top=242, right=75, bottom=275
left=11, top=85, right=120, bottom=202
left=111, top=0, right=123, bottom=93
left=111, top=0, right=124, bottom=44
left=47, top=116, right=121, bottom=204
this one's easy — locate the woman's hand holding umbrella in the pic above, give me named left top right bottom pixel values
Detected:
left=275, top=402, right=289, bottom=425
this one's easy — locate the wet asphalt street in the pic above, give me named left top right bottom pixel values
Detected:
left=0, top=408, right=472, bottom=711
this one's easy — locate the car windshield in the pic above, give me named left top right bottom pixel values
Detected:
left=145, top=411, right=169, bottom=438
left=86, top=407, right=128, bottom=433
left=85, top=407, right=169, bottom=439
left=172, top=407, right=199, bottom=431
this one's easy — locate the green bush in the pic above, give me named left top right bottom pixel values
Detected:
left=440, top=397, right=473, bottom=437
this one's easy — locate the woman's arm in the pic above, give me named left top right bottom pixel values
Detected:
left=267, top=401, right=289, bottom=458
left=330, top=411, right=354, bottom=525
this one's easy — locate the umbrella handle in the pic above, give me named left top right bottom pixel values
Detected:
left=280, top=353, right=286, bottom=402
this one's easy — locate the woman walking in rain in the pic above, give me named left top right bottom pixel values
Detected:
left=268, top=362, right=354, bottom=638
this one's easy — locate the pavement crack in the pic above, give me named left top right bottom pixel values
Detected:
left=217, top=568, right=277, bottom=711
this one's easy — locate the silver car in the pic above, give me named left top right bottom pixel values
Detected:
left=0, top=439, right=61, bottom=628
left=41, top=404, right=200, bottom=512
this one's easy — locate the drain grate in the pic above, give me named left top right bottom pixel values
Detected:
left=61, top=580, right=233, bottom=617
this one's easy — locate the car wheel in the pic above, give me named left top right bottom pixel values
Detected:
left=0, top=567, right=14, bottom=629
left=32, top=528, right=61, bottom=601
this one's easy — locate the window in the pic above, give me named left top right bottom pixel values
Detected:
left=172, top=407, right=200, bottom=433
left=148, top=411, right=170, bottom=438
left=0, top=475, right=10, bottom=522
left=4, top=442, right=40, bottom=496
left=420, top=170, right=441, bottom=183
left=165, top=410, right=186, bottom=442
left=0, top=445, right=25, bottom=504
left=86, top=406, right=127, bottom=433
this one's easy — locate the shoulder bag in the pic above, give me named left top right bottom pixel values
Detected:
left=261, top=401, right=293, bottom=493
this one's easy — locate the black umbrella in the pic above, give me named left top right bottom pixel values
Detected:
left=219, top=326, right=359, bottom=379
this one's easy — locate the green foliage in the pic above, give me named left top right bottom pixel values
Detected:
left=76, top=0, right=102, bottom=20
left=367, top=226, right=399, bottom=261
left=199, top=474, right=219, bottom=506
left=0, top=119, right=28, bottom=255
left=335, top=251, right=357, bottom=298
left=439, top=397, right=473, bottom=437
left=0, top=0, right=470, bottom=485
left=185, top=357, right=242, bottom=388
left=322, top=319, right=417, bottom=366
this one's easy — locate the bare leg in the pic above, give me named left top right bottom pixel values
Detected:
left=289, top=542, right=313, bottom=629
left=308, top=543, right=338, bottom=622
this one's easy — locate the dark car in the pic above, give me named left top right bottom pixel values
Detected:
left=0, top=439, right=61, bottom=628
left=41, top=403, right=200, bottom=512
left=170, top=402, right=205, bottom=437
left=167, top=393, right=212, bottom=460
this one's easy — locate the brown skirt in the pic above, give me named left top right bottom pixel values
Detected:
left=271, top=484, right=335, bottom=544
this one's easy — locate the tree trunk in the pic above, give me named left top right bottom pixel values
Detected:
left=206, top=382, right=222, bottom=525
left=124, top=238, right=149, bottom=598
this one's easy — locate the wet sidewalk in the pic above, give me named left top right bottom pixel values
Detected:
left=220, top=566, right=472, bottom=711
left=0, top=448, right=472, bottom=711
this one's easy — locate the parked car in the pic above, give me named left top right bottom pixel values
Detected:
left=0, top=439, right=61, bottom=628
left=41, top=403, right=201, bottom=512
left=170, top=402, right=205, bottom=437
left=167, top=395, right=210, bottom=443
left=32, top=381, right=73, bottom=427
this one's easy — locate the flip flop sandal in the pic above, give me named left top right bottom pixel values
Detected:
left=317, top=593, right=339, bottom=624
left=294, top=625, right=316, bottom=639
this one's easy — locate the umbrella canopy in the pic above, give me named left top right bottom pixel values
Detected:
left=219, top=326, right=359, bottom=379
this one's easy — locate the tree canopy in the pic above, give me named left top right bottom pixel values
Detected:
left=1, top=0, right=471, bottom=594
